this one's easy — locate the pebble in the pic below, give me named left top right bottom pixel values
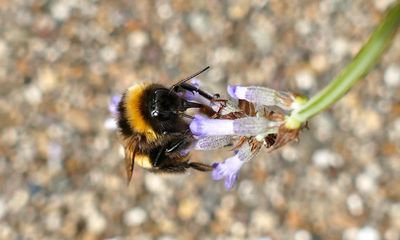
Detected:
left=24, top=85, right=42, bottom=106
left=356, top=173, right=377, bottom=194
left=374, top=0, right=397, bottom=11
left=100, top=46, right=118, bottom=63
left=123, top=207, right=148, bottom=226
left=384, top=64, right=400, bottom=87
left=156, top=0, right=173, bottom=20
left=178, top=198, right=199, bottom=220
left=45, top=211, right=62, bottom=231
left=128, top=31, right=149, bottom=49
left=144, top=174, right=167, bottom=194
left=295, top=69, right=316, bottom=91
left=346, top=193, right=364, bottom=216
left=250, top=210, right=278, bottom=232
left=37, top=67, right=57, bottom=92
left=312, top=149, right=343, bottom=169
left=86, top=210, right=107, bottom=234
left=356, top=227, right=381, bottom=240
left=294, top=230, right=312, bottom=240
left=331, top=38, right=350, bottom=59
left=51, top=1, right=72, bottom=21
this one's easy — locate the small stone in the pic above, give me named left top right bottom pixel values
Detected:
left=384, top=64, right=400, bottom=87
left=156, top=1, right=173, bottom=20
left=37, top=67, right=57, bottom=92
left=373, top=0, right=396, bottom=11
left=331, top=38, right=350, bottom=58
left=51, top=1, right=72, bottom=21
left=294, top=230, right=312, bottom=240
left=24, top=85, right=42, bottom=105
left=86, top=210, right=107, bottom=234
left=356, top=226, right=380, bottom=240
left=128, top=31, right=149, bottom=49
left=250, top=210, right=277, bottom=232
left=45, top=211, right=62, bottom=231
left=312, top=149, right=343, bottom=169
left=343, top=228, right=359, bottom=240
left=310, top=54, right=329, bottom=73
left=281, top=145, right=299, bottom=162
left=189, top=13, right=209, bottom=37
left=144, top=174, right=167, bottom=194
left=356, top=173, right=377, bottom=194
left=230, top=221, right=246, bottom=237
left=100, top=46, right=117, bottom=63
left=295, top=20, right=312, bottom=36
left=347, top=193, right=364, bottom=216
left=164, top=33, right=182, bottom=55
left=104, top=118, right=117, bottom=130
left=228, top=0, right=251, bottom=20
left=123, top=207, right=148, bottom=226
left=295, top=69, right=316, bottom=91
left=178, top=198, right=199, bottom=220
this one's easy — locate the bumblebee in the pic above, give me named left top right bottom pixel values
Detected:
left=117, top=67, right=215, bottom=183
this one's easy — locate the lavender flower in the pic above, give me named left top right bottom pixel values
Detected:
left=187, top=84, right=307, bottom=189
left=105, top=95, right=121, bottom=130
left=227, top=85, right=296, bottom=111
left=109, top=95, right=122, bottom=115
left=212, top=142, right=257, bottom=189
left=190, top=115, right=281, bottom=137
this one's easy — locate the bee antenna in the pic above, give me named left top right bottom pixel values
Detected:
left=169, top=66, right=210, bottom=93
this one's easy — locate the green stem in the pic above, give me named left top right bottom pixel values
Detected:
left=286, top=2, right=400, bottom=129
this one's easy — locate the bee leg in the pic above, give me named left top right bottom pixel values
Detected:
left=165, top=138, right=188, bottom=154
left=188, top=162, right=213, bottom=172
left=181, top=100, right=204, bottom=110
left=152, top=145, right=167, bottom=167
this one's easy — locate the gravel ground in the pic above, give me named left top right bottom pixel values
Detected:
left=0, top=0, right=399, bottom=239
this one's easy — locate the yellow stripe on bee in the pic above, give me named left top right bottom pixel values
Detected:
left=135, top=154, right=152, bottom=169
left=125, top=84, right=157, bottom=142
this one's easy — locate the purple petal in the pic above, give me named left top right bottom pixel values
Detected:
left=227, top=86, right=294, bottom=110
left=190, top=78, right=201, bottom=88
left=189, top=115, right=234, bottom=137
left=211, top=153, right=245, bottom=187
left=211, top=142, right=259, bottom=189
left=227, top=85, right=246, bottom=99
left=227, top=85, right=238, bottom=98
left=212, top=164, right=225, bottom=180
left=109, top=95, right=122, bottom=115
left=224, top=173, right=239, bottom=189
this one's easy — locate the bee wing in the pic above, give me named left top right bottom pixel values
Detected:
left=124, top=137, right=138, bottom=185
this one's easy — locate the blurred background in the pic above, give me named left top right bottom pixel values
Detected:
left=0, top=0, right=399, bottom=239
